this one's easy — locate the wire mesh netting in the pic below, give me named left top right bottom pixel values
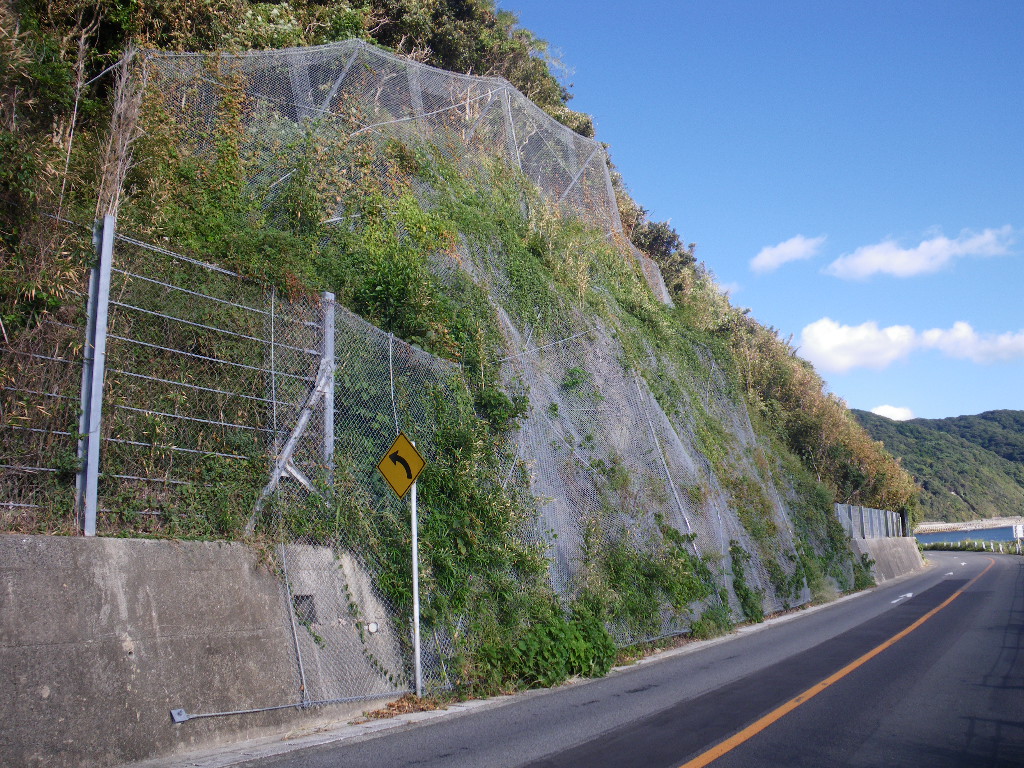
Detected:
left=133, top=39, right=824, bottom=632
left=0, top=41, right=903, bottom=710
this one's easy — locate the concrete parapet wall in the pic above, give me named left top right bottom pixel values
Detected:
left=0, top=535, right=396, bottom=768
left=850, top=537, right=924, bottom=583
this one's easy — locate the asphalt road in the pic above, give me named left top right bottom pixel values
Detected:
left=244, top=552, right=1024, bottom=768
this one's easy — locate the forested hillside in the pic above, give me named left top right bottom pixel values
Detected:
left=926, top=411, right=1024, bottom=465
left=854, top=409, right=1024, bottom=523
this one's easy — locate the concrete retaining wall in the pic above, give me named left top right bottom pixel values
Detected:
left=0, top=535, right=398, bottom=768
left=850, top=537, right=924, bottom=583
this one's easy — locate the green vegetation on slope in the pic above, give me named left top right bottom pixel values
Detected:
left=2, top=0, right=922, bottom=693
left=854, top=409, right=1024, bottom=523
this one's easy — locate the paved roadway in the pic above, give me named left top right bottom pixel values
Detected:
left=243, top=552, right=1023, bottom=768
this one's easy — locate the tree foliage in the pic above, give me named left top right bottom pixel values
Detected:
left=855, top=409, right=1024, bottom=523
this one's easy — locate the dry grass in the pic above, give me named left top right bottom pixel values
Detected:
left=356, top=693, right=448, bottom=722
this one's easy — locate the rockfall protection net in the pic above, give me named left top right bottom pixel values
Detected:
left=1, top=41, right=822, bottom=707
left=135, top=39, right=811, bottom=661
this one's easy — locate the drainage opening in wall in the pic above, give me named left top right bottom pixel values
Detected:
left=293, top=594, right=318, bottom=625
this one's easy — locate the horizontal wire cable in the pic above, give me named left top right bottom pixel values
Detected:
left=102, top=436, right=250, bottom=461
left=107, top=299, right=304, bottom=350
left=2, top=385, right=78, bottom=402
left=106, top=333, right=315, bottom=381
left=6, top=350, right=81, bottom=366
left=7, top=426, right=75, bottom=437
left=110, top=268, right=318, bottom=329
left=106, top=402, right=275, bottom=434
left=104, top=367, right=292, bottom=407
left=104, top=472, right=202, bottom=486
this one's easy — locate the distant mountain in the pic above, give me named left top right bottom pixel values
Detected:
left=853, top=409, right=1024, bottom=523
left=925, top=410, right=1024, bottom=464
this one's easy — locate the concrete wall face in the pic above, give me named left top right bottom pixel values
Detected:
left=0, top=535, right=395, bottom=767
left=835, top=503, right=908, bottom=540
left=850, top=537, right=924, bottom=583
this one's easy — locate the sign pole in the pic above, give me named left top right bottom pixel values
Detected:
left=411, top=472, right=422, bottom=698
left=375, top=431, right=426, bottom=697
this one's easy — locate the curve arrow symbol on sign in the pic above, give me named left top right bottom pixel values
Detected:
left=390, top=451, right=413, bottom=479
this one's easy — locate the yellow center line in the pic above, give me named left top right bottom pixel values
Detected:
left=679, top=557, right=996, bottom=768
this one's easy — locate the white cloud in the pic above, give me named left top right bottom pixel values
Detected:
left=799, top=317, right=1024, bottom=373
left=871, top=405, right=915, bottom=421
left=751, top=234, right=826, bottom=273
left=921, top=321, right=1024, bottom=363
left=799, top=317, right=916, bottom=373
left=825, top=226, right=1013, bottom=279
left=719, top=282, right=741, bottom=297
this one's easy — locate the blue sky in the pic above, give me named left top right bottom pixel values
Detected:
left=498, top=0, right=1024, bottom=420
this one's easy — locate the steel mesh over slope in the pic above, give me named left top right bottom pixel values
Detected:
left=0, top=40, right=845, bottom=713
left=136, top=40, right=810, bottom=642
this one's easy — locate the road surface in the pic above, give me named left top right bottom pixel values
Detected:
left=243, top=552, right=1023, bottom=768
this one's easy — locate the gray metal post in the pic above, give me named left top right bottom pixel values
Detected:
left=598, top=145, right=624, bottom=235
left=75, top=230, right=102, bottom=523
left=502, top=87, right=522, bottom=171
left=317, top=46, right=359, bottom=115
left=288, top=60, right=314, bottom=122
left=409, top=65, right=425, bottom=120
left=77, top=215, right=115, bottom=536
left=465, top=90, right=499, bottom=144
left=322, top=292, right=335, bottom=492
left=411, top=449, right=422, bottom=698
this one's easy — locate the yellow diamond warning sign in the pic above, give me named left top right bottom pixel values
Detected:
left=376, top=432, right=425, bottom=499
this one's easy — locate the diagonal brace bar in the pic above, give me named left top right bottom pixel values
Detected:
left=245, top=354, right=334, bottom=534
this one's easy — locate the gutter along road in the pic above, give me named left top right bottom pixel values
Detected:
left=243, top=552, right=1024, bottom=768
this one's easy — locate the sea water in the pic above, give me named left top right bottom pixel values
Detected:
left=916, top=526, right=1017, bottom=544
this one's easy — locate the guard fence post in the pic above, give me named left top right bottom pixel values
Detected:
left=76, top=215, right=115, bottom=536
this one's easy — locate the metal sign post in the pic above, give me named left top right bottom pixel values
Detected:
left=410, top=473, right=422, bottom=698
left=377, top=432, right=426, bottom=697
